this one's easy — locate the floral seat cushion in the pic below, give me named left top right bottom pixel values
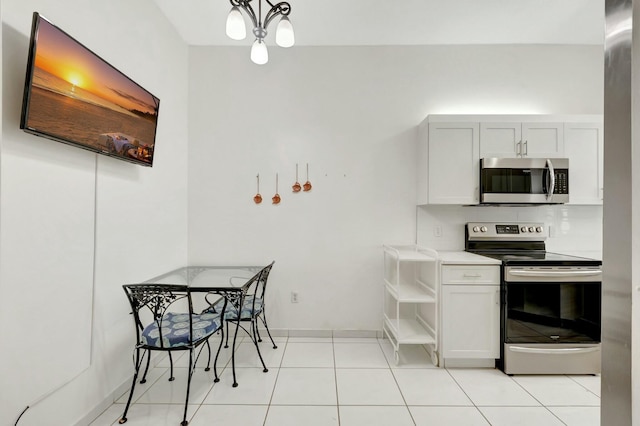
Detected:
left=211, top=295, right=264, bottom=320
left=141, top=312, right=221, bottom=348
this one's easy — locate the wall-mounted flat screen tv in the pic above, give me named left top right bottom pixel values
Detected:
left=20, top=12, right=160, bottom=167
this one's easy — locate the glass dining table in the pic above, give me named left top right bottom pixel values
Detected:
left=143, top=265, right=264, bottom=387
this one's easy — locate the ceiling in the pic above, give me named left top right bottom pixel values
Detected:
left=153, top=0, right=604, bottom=47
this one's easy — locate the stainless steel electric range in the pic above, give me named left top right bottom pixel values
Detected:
left=465, top=222, right=602, bottom=375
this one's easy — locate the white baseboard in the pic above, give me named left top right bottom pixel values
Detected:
left=267, top=328, right=382, bottom=339
left=74, top=375, right=131, bottom=426
left=74, top=351, right=168, bottom=426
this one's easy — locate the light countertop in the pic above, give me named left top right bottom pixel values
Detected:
left=437, top=250, right=501, bottom=265
left=551, top=250, right=602, bottom=261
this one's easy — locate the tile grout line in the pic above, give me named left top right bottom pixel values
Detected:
left=189, top=334, right=237, bottom=408
left=262, top=336, right=288, bottom=426
left=380, top=340, right=418, bottom=426
left=186, top=337, right=225, bottom=422
left=508, top=374, right=569, bottom=426
left=566, top=374, right=601, bottom=398
left=443, top=367, right=493, bottom=425
left=332, top=334, right=342, bottom=426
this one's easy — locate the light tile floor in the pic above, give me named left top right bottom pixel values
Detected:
left=90, top=337, right=600, bottom=426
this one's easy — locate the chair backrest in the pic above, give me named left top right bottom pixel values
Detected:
left=123, top=284, right=193, bottom=347
left=256, top=261, right=275, bottom=299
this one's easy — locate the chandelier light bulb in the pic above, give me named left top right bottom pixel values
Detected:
left=226, top=6, right=246, bottom=40
left=275, top=16, right=295, bottom=48
left=251, top=39, right=269, bottom=65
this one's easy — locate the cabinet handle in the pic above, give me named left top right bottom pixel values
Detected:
left=463, top=273, right=482, bottom=278
left=495, top=289, right=500, bottom=305
left=516, top=141, right=522, bottom=157
left=524, top=140, right=528, bottom=156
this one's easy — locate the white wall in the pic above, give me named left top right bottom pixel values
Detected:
left=0, top=1, right=189, bottom=425
left=188, top=45, right=603, bottom=332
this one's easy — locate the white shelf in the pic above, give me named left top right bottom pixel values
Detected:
left=384, top=245, right=438, bottom=262
left=384, top=280, right=435, bottom=303
left=384, top=317, right=436, bottom=345
left=382, top=244, right=439, bottom=366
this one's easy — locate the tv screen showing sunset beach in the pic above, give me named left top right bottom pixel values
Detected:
left=20, top=13, right=160, bottom=167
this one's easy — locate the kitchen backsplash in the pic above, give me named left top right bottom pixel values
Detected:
left=416, top=205, right=603, bottom=258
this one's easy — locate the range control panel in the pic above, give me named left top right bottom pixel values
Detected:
left=467, top=222, right=546, bottom=240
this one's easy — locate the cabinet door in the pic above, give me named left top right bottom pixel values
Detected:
left=427, top=123, right=480, bottom=204
left=564, top=122, right=603, bottom=205
left=480, top=123, right=522, bottom=158
left=521, top=123, right=564, bottom=157
left=442, top=285, right=500, bottom=359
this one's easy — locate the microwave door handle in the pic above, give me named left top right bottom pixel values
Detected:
left=546, top=158, right=555, bottom=201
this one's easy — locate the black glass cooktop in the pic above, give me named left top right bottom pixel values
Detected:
left=470, top=251, right=602, bottom=266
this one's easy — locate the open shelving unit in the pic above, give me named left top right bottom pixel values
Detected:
left=382, top=245, right=439, bottom=365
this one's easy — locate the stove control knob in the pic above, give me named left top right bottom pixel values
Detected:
left=473, top=226, right=480, bottom=233
left=536, top=226, right=543, bottom=233
left=528, top=226, right=535, bottom=232
left=520, top=226, right=527, bottom=233
left=480, top=226, right=488, bottom=233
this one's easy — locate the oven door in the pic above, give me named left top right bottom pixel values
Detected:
left=480, top=157, right=569, bottom=204
left=501, top=266, right=602, bottom=374
left=504, top=266, right=602, bottom=344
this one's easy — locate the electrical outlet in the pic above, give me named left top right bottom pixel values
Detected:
left=291, top=291, right=299, bottom=303
left=434, top=225, right=442, bottom=237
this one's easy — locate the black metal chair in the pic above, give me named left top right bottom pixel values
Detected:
left=248, top=261, right=278, bottom=349
left=119, top=284, right=225, bottom=426
left=209, top=262, right=277, bottom=370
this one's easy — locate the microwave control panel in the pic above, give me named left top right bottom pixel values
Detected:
left=554, top=170, right=569, bottom=194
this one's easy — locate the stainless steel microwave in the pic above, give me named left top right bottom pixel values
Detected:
left=480, top=158, right=569, bottom=204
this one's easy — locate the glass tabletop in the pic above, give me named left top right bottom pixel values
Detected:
left=143, top=265, right=263, bottom=291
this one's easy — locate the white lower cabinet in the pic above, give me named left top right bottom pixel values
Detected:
left=441, top=265, right=500, bottom=366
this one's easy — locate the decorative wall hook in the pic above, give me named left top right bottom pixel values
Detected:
left=292, top=163, right=302, bottom=192
left=272, top=173, right=281, bottom=204
left=303, top=163, right=312, bottom=191
left=253, top=173, right=263, bottom=204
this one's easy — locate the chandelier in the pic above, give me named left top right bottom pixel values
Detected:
left=225, top=0, right=295, bottom=65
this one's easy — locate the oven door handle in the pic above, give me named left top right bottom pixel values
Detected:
left=508, top=269, right=602, bottom=278
left=509, top=346, right=599, bottom=355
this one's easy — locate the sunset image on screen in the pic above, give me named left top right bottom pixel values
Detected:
left=24, top=15, right=159, bottom=165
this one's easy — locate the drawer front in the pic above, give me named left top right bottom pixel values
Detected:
left=442, top=265, right=500, bottom=285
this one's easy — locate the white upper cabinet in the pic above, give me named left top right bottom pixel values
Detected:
left=417, top=121, right=479, bottom=205
left=480, top=122, right=563, bottom=158
left=480, top=123, right=522, bottom=158
left=418, top=115, right=602, bottom=206
left=521, top=122, right=564, bottom=158
left=564, top=121, right=604, bottom=205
